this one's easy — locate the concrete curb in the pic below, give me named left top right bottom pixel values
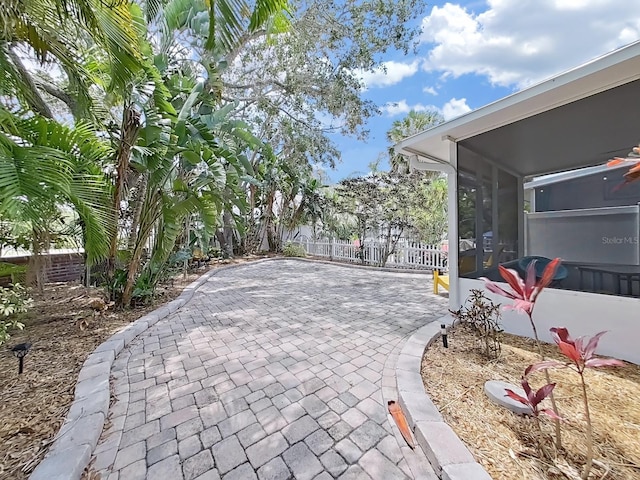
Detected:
left=29, top=259, right=276, bottom=480
left=383, top=332, right=440, bottom=479
left=395, top=315, right=493, bottom=480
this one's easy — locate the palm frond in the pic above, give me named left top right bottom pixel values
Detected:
left=0, top=110, right=114, bottom=263
left=248, top=0, right=290, bottom=32
left=206, top=0, right=244, bottom=52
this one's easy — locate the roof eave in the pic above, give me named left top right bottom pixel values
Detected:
left=394, top=40, right=640, bottom=160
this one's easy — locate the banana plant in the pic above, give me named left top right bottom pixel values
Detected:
left=118, top=77, right=263, bottom=306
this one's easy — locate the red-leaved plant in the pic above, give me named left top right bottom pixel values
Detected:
left=607, top=145, right=640, bottom=191
left=505, top=377, right=561, bottom=459
left=505, top=377, right=560, bottom=420
left=482, top=258, right=561, bottom=336
left=482, top=258, right=563, bottom=447
left=528, top=328, right=625, bottom=479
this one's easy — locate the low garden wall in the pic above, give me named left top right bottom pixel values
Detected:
left=0, top=252, right=84, bottom=286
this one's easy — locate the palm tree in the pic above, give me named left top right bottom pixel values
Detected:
left=0, top=0, right=289, bottom=118
left=0, top=0, right=146, bottom=288
left=386, top=110, right=444, bottom=174
left=0, top=0, right=144, bottom=120
left=0, top=110, right=114, bottom=288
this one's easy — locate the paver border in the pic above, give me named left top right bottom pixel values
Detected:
left=29, top=259, right=279, bottom=480
left=395, top=315, right=493, bottom=480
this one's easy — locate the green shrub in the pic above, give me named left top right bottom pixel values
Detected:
left=282, top=242, right=306, bottom=258
left=450, top=288, right=503, bottom=359
left=0, top=283, right=32, bottom=345
left=0, top=262, right=27, bottom=284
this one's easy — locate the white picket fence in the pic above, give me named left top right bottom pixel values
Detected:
left=291, top=237, right=448, bottom=271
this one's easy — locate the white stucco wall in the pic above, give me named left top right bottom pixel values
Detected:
left=457, top=278, right=640, bottom=365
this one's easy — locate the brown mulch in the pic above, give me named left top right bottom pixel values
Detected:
left=0, top=255, right=269, bottom=480
left=422, top=327, right=640, bottom=480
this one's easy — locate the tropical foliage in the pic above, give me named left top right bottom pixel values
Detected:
left=308, top=110, right=449, bottom=268
left=320, top=169, right=446, bottom=267
left=482, top=259, right=627, bottom=478
left=0, top=0, right=429, bottom=306
left=0, top=283, right=32, bottom=344
left=387, top=109, right=445, bottom=173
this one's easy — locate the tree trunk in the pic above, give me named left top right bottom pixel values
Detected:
left=121, top=239, right=145, bottom=307
left=183, top=216, right=190, bottom=280
left=380, top=224, right=393, bottom=267
left=28, top=227, right=48, bottom=294
left=381, top=226, right=404, bottom=268
left=107, top=104, right=141, bottom=290
left=215, top=229, right=226, bottom=253
left=357, top=218, right=366, bottom=265
left=274, top=195, right=291, bottom=252
left=126, top=173, right=147, bottom=253
left=243, top=184, right=258, bottom=253
left=120, top=175, right=149, bottom=307
left=264, top=190, right=277, bottom=252
left=221, top=210, right=234, bottom=258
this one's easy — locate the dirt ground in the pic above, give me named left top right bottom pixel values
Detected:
left=0, top=255, right=268, bottom=480
left=422, top=327, right=640, bottom=480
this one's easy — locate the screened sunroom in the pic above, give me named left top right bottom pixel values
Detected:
left=395, top=41, right=640, bottom=364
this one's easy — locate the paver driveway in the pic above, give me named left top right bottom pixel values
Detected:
left=94, top=259, right=448, bottom=480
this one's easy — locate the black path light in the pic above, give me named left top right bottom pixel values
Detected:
left=441, top=323, right=448, bottom=348
left=11, top=342, right=32, bottom=374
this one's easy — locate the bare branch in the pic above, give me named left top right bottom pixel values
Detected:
left=7, top=48, right=53, bottom=119
left=224, top=29, right=268, bottom=66
left=34, top=80, right=80, bottom=120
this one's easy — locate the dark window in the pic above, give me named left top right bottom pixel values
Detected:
left=457, top=146, right=520, bottom=279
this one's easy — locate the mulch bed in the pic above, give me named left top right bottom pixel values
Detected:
left=0, top=255, right=268, bottom=480
left=421, top=327, right=640, bottom=480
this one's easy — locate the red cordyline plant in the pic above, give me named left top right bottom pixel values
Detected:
left=505, top=376, right=560, bottom=459
left=482, top=258, right=563, bottom=447
left=528, top=328, right=625, bottom=480
left=505, top=377, right=560, bottom=420
left=607, top=145, right=640, bottom=191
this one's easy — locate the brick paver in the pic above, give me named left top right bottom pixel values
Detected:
left=93, top=260, right=447, bottom=479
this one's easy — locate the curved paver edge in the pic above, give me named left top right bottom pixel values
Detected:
left=396, top=315, right=493, bottom=480
left=29, top=258, right=277, bottom=480
left=273, top=255, right=433, bottom=275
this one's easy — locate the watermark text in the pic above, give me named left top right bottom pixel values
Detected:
left=602, top=236, right=639, bottom=245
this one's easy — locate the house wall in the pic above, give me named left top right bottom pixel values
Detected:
left=457, top=278, right=640, bottom=365
left=534, top=171, right=640, bottom=211
left=525, top=205, right=640, bottom=266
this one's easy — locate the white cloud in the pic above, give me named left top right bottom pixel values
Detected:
left=358, top=60, right=420, bottom=89
left=381, top=99, right=439, bottom=117
left=442, top=97, right=471, bottom=120
left=422, top=86, right=438, bottom=96
left=381, top=97, right=471, bottom=119
left=419, top=0, right=640, bottom=88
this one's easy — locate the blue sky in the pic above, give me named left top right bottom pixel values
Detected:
left=325, top=0, right=640, bottom=182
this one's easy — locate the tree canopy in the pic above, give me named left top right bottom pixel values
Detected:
left=0, top=0, right=434, bottom=306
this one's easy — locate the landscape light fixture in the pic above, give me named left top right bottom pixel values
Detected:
left=11, top=342, right=32, bottom=374
left=441, top=324, right=448, bottom=348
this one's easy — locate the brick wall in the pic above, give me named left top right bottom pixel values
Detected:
left=0, top=253, right=84, bottom=286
